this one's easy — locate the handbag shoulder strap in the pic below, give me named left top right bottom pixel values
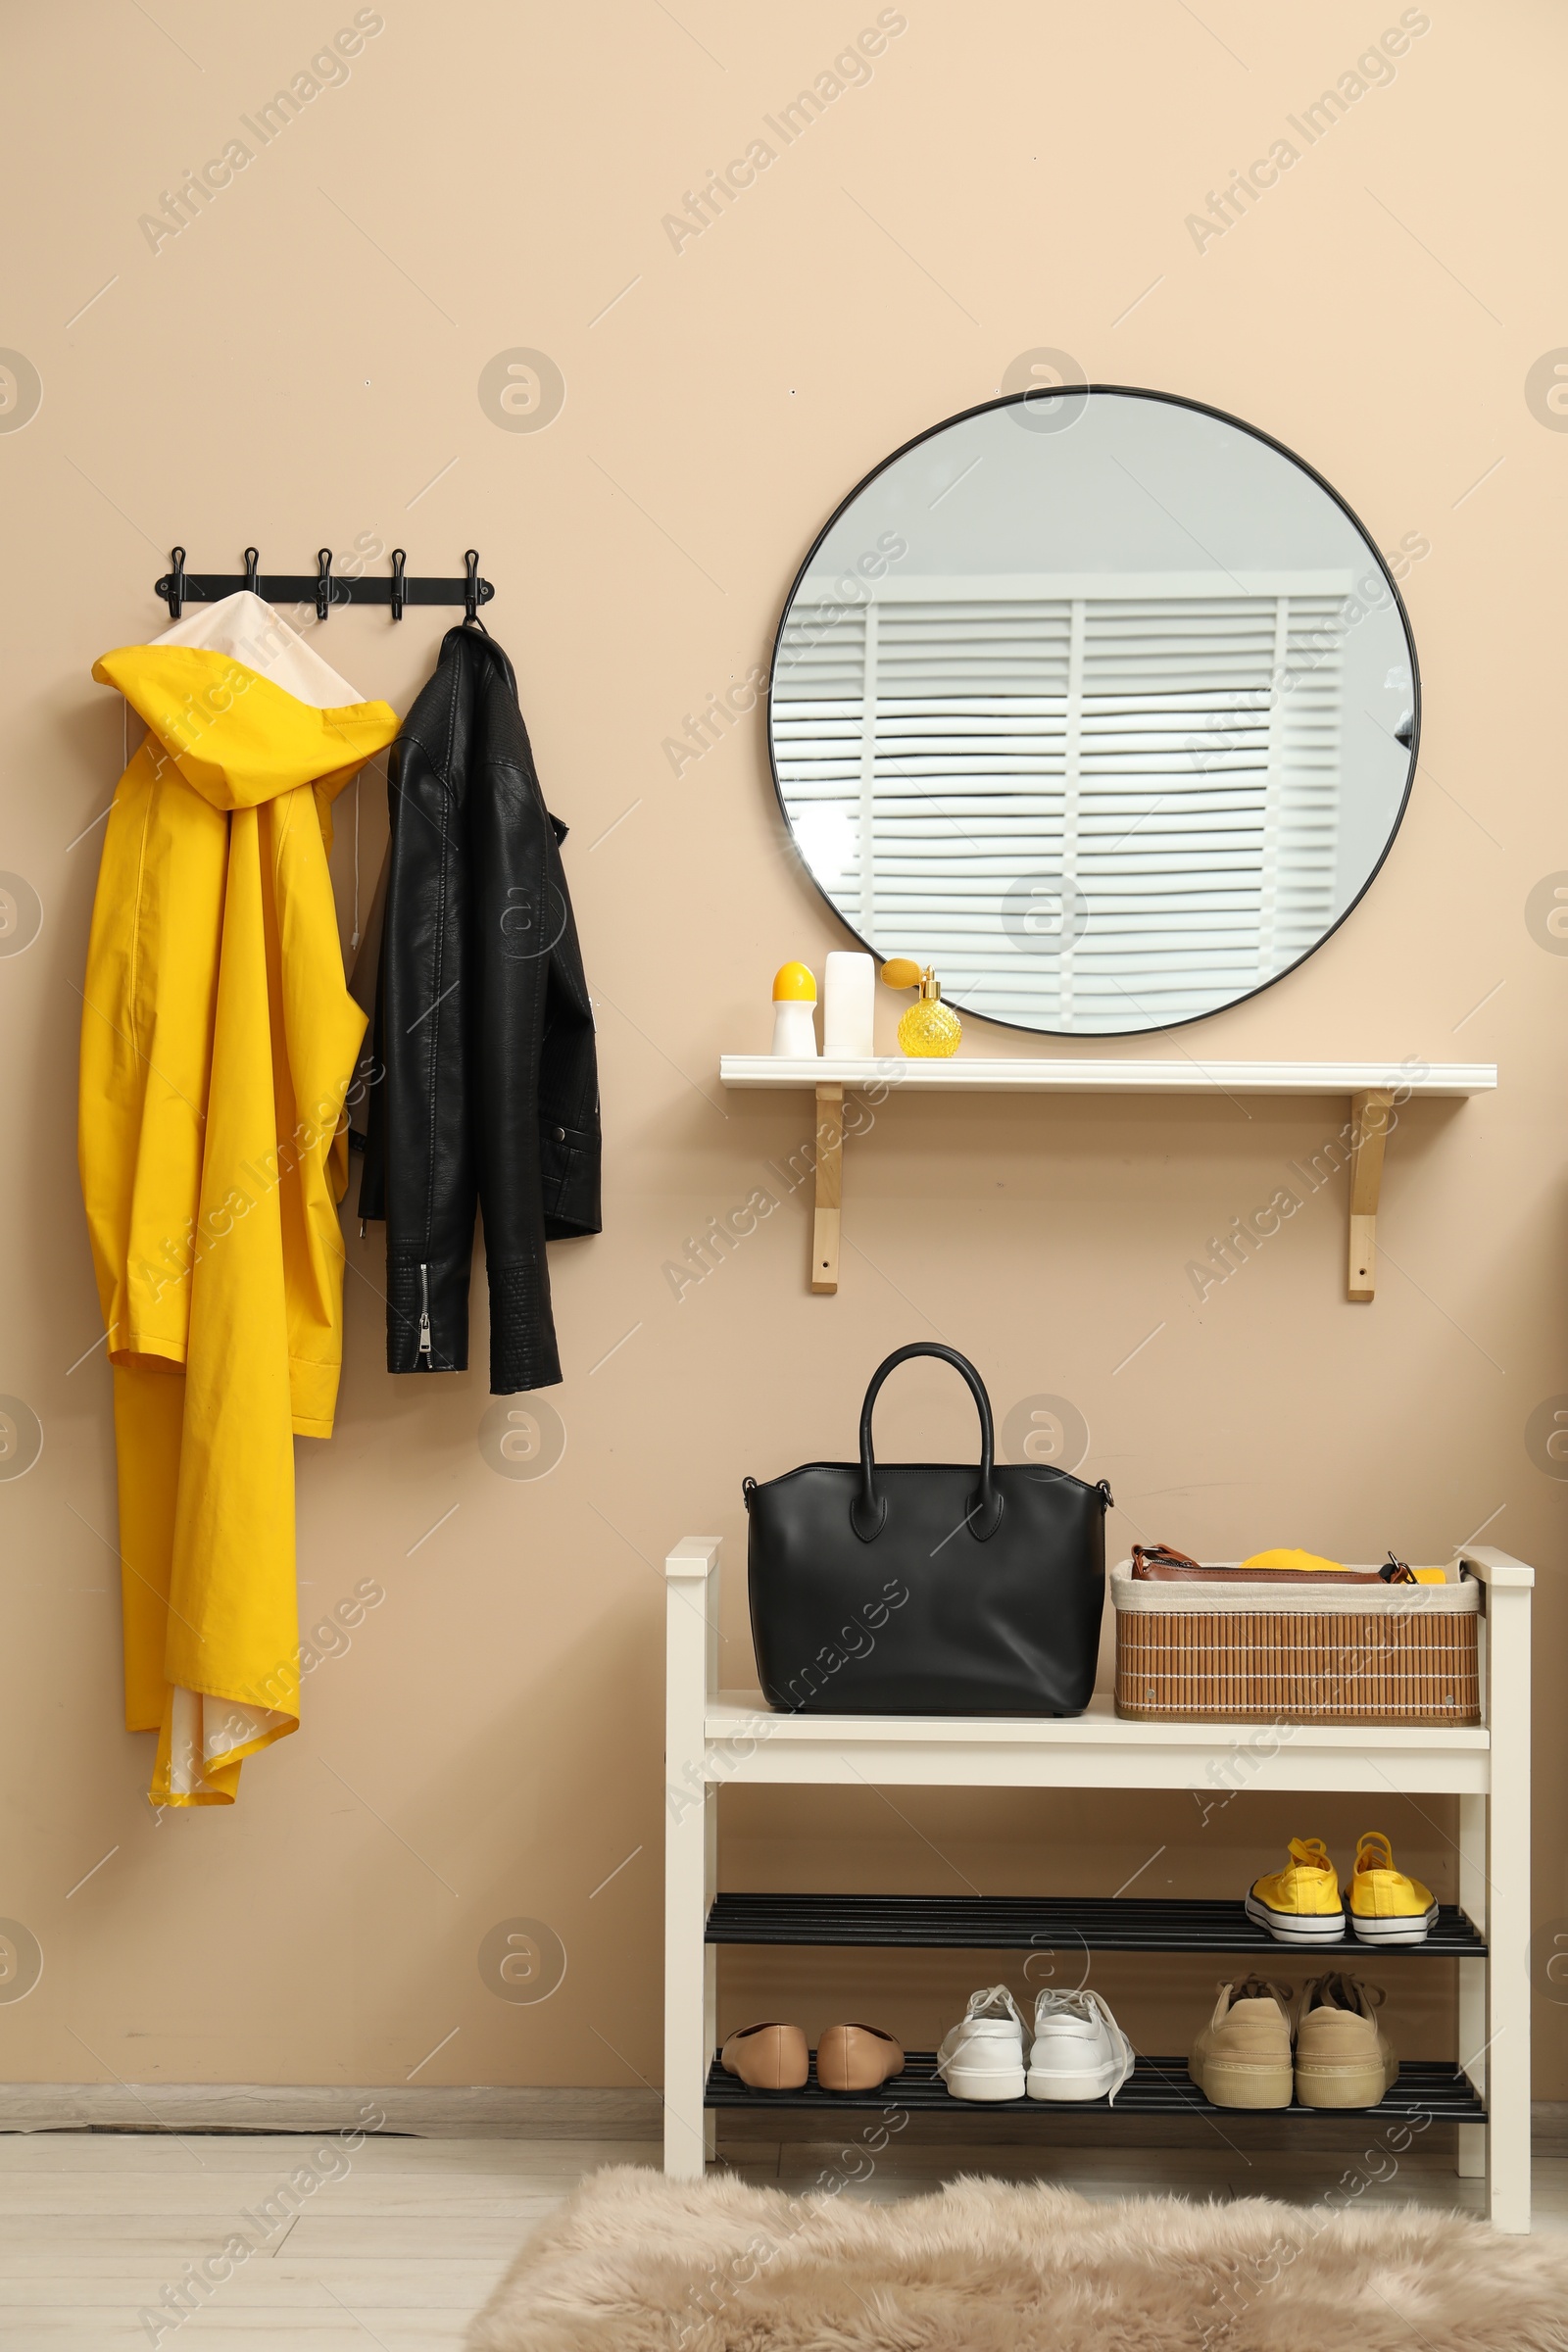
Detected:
left=1131, top=1543, right=1415, bottom=1586
left=1131, top=1543, right=1205, bottom=1578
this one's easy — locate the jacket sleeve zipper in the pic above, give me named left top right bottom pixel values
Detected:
left=418, top=1262, right=432, bottom=1362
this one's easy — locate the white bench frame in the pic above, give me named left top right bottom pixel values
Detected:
left=663, top=1539, right=1534, bottom=2229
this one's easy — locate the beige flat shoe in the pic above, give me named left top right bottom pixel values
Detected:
left=815, top=2022, right=905, bottom=2094
left=720, top=2022, right=808, bottom=2090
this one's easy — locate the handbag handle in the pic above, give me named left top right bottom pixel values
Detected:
left=852, top=1343, right=1003, bottom=1544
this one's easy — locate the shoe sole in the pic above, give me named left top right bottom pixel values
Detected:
left=1190, top=2057, right=1294, bottom=2109
left=1244, top=1890, right=1347, bottom=1944
left=940, top=2065, right=1026, bottom=2101
left=1351, top=1906, right=1437, bottom=1945
left=1026, top=2063, right=1121, bottom=2101
left=1296, top=2061, right=1399, bottom=2109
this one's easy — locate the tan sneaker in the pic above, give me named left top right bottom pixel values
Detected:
left=1294, top=1973, right=1398, bottom=2108
left=1189, top=1976, right=1294, bottom=2108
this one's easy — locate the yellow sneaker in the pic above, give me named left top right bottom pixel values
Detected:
left=1244, top=1837, right=1347, bottom=1946
left=1348, top=1832, right=1437, bottom=1945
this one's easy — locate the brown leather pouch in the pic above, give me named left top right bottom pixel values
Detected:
left=1129, top=1544, right=1413, bottom=1586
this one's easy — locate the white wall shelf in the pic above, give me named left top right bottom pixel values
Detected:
left=719, top=1056, right=1496, bottom=1098
left=719, top=1056, right=1497, bottom=1301
left=663, top=1537, right=1534, bottom=2229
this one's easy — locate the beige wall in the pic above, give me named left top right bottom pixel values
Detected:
left=3, top=0, right=1564, bottom=2099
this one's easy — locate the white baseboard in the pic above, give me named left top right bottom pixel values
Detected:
left=0, top=2083, right=662, bottom=2137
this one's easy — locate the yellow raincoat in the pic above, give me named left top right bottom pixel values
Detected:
left=79, top=605, right=398, bottom=1803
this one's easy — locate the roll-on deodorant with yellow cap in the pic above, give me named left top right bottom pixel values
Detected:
left=770, top=961, right=819, bottom=1057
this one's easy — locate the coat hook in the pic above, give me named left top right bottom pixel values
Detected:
left=465, top=549, right=480, bottom=624
left=390, top=547, right=407, bottom=622
left=166, top=546, right=186, bottom=620
left=244, top=547, right=260, bottom=595
left=316, top=547, right=333, bottom=622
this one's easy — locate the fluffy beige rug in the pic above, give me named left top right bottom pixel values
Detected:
left=467, top=2164, right=1568, bottom=2351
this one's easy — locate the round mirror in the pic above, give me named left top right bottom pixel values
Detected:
left=768, top=387, right=1418, bottom=1037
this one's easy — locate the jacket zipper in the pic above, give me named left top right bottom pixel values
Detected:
left=417, top=1263, right=432, bottom=1364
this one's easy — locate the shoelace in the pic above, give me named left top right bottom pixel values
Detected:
left=1298, top=1972, right=1384, bottom=2018
left=965, top=1984, right=1023, bottom=2026
left=1033, top=1989, right=1105, bottom=2029
left=1222, top=1975, right=1295, bottom=2018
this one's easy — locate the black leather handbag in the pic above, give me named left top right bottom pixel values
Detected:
left=745, top=1344, right=1111, bottom=1718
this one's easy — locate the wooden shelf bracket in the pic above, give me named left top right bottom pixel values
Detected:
left=1348, top=1089, right=1395, bottom=1303
left=811, top=1084, right=843, bottom=1294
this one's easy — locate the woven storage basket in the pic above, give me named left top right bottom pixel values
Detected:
left=1111, top=1563, right=1480, bottom=1724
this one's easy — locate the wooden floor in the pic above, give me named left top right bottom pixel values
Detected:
left=3, top=2129, right=1564, bottom=2348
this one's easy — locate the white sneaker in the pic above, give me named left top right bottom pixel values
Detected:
left=1027, top=1988, right=1136, bottom=2103
left=936, top=1984, right=1026, bottom=2101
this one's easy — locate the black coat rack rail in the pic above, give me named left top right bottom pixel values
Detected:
left=154, top=547, right=494, bottom=624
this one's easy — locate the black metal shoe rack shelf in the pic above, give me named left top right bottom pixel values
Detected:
left=702, top=1892, right=1488, bottom=2121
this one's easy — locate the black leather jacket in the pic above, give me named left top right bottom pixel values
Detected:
left=359, top=623, right=601, bottom=1392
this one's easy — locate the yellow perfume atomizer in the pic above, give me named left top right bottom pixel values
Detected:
left=881, top=957, right=961, bottom=1058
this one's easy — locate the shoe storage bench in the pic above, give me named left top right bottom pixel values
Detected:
left=662, top=1538, right=1534, bottom=2230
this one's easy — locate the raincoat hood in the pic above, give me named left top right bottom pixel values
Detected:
left=92, top=590, right=397, bottom=811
